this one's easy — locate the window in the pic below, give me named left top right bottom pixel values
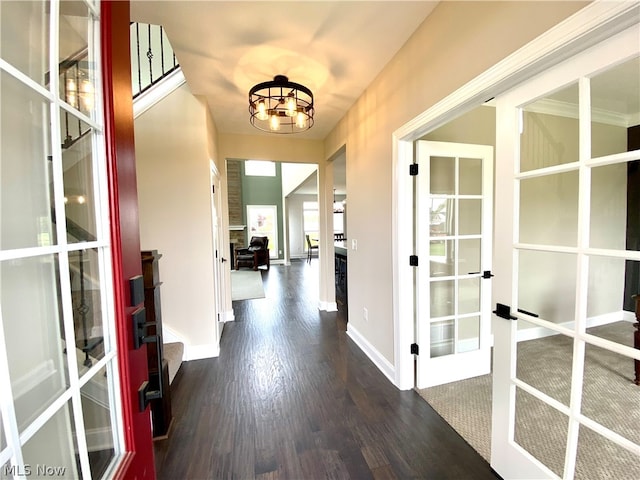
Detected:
left=303, top=201, right=318, bottom=250
left=244, top=160, right=276, bottom=176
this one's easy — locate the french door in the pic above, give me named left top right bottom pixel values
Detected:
left=415, top=141, right=493, bottom=388
left=492, top=24, right=640, bottom=479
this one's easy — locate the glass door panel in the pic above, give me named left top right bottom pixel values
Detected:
left=589, top=164, right=628, bottom=250
left=0, top=1, right=49, bottom=86
left=514, top=387, right=569, bottom=478
left=519, top=171, right=579, bottom=247
left=21, top=402, right=80, bottom=479
left=590, top=57, right=640, bottom=158
left=1, top=254, right=68, bottom=430
left=0, top=70, right=55, bottom=251
left=519, top=83, right=579, bottom=173
left=516, top=318, right=573, bottom=406
left=575, top=426, right=640, bottom=479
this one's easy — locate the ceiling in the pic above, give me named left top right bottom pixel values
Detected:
left=130, top=1, right=439, bottom=140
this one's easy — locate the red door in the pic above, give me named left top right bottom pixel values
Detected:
left=101, top=2, right=156, bottom=478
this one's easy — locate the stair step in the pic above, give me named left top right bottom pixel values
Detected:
left=163, top=342, right=184, bottom=384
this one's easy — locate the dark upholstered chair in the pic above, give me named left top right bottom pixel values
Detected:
left=235, top=236, right=270, bottom=271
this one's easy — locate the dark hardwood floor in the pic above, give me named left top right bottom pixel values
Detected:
left=153, top=260, right=500, bottom=479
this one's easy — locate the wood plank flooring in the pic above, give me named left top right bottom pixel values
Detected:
left=153, top=260, right=500, bottom=479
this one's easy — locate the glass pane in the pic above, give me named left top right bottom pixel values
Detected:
left=518, top=250, right=577, bottom=327
left=429, top=240, right=453, bottom=277
left=459, top=157, right=482, bottom=195
left=457, top=316, right=479, bottom=353
left=1, top=254, right=69, bottom=430
left=1, top=70, right=55, bottom=251
left=0, top=1, right=49, bottom=85
left=514, top=387, right=568, bottom=478
left=591, top=56, right=640, bottom=158
left=590, top=163, right=629, bottom=250
left=61, top=113, right=97, bottom=243
left=430, top=156, right=455, bottom=194
left=430, top=319, right=454, bottom=358
left=459, top=238, right=480, bottom=274
left=520, top=83, right=579, bottom=172
left=516, top=318, right=573, bottom=406
left=575, top=425, right=640, bottom=479
left=582, top=343, right=640, bottom=447
left=81, top=365, right=115, bottom=479
left=458, top=199, right=481, bottom=235
left=519, top=170, right=578, bottom=246
left=59, top=1, right=96, bottom=118
left=430, top=280, right=454, bottom=318
left=587, top=256, right=630, bottom=347
left=430, top=198, right=453, bottom=236
left=71, top=248, right=106, bottom=375
left=21, top=402, right=80, bottom=479
left=458, top=277, right=480, bottom=315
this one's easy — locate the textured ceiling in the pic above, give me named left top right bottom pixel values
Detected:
left=130, top=1, right=439, bottom=140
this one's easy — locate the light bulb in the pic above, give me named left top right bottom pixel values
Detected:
left=296, top=111, right=307, bottom=129
left=256, top=100, right=268, bottom=121
left=269, top=113, right=280, bottom=131
left=285, top=93, right=296, bottom=117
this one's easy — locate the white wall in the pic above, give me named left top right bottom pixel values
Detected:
left=322, top=1, right=588, bottom=366
left=135, top=84, right=218, bottom=359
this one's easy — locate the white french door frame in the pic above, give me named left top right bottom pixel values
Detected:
left=392, top=0, right=640, bottom=392
left=491, top=23, right=640, bottom=479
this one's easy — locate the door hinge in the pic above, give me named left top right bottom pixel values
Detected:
left=409, top=255, right=419, bottom=266
left=212, top=185, right=215, bottom=194
left=409, top=164, right=419, bottom=176
left=410, top=343, right=419, bottom=355
left=482, top=270, right=494, bottom=279
left=493, top=303, right=517, bottom=320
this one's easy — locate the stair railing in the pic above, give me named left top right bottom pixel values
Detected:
left=130, top=22, right=180, bottom=98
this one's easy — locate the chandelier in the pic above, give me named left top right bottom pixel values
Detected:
left=249, top=75, right=314, bottom=134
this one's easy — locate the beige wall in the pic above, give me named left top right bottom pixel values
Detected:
left=135, top=84, right=218, bottom=357
left=323, top=1, right=588, bottom=364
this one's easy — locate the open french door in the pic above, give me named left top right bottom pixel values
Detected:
left=491, top=24, right=640, bottom=479
left=415, top=141, right=493, bottom=388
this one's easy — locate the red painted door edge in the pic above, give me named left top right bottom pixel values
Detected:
left=101, top=1, right=156, bottom=478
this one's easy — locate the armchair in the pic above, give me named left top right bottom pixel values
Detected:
left=235, top=236, right=270, bottom=271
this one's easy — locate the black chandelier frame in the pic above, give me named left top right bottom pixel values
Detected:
left=248, top=75, right=315, bottom=134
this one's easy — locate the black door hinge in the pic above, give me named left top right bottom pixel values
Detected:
left=409, top=164, right=419, bottom=176
left=482, top=270, right=494, bottom=279
left=212, top=185, right=215, bottom=194
left=411, top=343, right=419, bottom=355
left=409, top=255, right=419, bottom=266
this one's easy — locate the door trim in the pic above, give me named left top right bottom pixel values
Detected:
left=392, top=0, right=640, bottom=390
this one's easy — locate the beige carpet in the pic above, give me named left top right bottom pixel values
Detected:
left=231, top=270, right=265, bottom=301
left=417, top=321, right=640, bottom=479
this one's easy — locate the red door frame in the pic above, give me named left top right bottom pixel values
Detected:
left=101, top=1, right=156, bottom=478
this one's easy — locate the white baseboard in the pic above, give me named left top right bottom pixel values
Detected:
left=223, top=309, right=235, bottom=322
left=318, top=301, right=338, bottom=312
left=184, top=343, right=219, bottom=361
left=162, top=325, right=184, bottom=344
left=517, top=310, right=632, bottom=342
left=346, top=323, right=396, bottom=385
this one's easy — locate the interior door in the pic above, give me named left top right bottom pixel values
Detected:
left=210, top=167, right=226, bottom=339
left=491, top=25, right=640, bottom=479
left=415, top=141, right=493, bottom=388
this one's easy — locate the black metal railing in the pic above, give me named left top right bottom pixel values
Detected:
left=130, top=22, right=180, bottom=98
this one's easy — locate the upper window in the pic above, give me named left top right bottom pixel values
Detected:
left=245, top=160, right=276, bottom=177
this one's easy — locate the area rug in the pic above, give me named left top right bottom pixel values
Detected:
left=230, top=270, right=265, bottom=301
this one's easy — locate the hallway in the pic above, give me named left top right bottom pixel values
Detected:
left=153, top=260, right=499, bottom=479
